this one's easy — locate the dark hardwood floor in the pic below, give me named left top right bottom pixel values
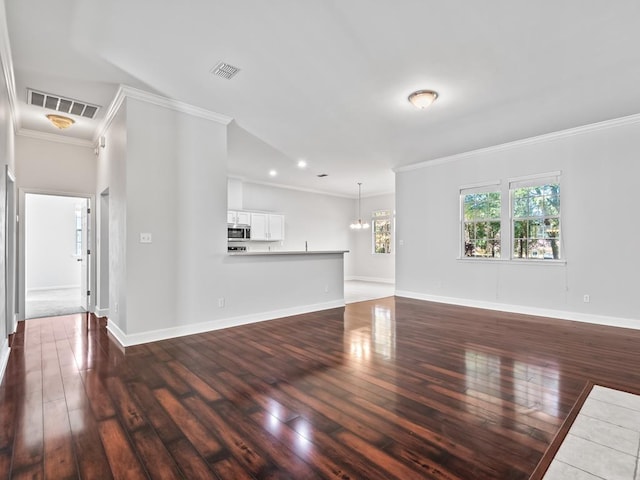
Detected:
left=2, top=296, right=640, bottom=479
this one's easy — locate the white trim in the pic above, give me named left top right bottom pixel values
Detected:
left=94, top=308, right=109, bottom=318
left=106, top=300, right=345, bottom=347
left=17, top=129, right=94, bottom=148
left=456, top=257, right=567, bottom=266
left=0, top=0, right=19, bottom=133
left=96, top=85, right=127, bottom=143
left=394, top=113, right=640, bottom=173
left=0, top=338, right=10, bottom=385
left=395, top=290, right=640, bottom=331
left=26, top=285, right=81, bottom=292
left=345, top=276, right=395, bottom=284
left=508, top=170, right=562, bottom=185
left=459, top=180, right=501, bottom=192
left=97, top=85, right=232, bottom=143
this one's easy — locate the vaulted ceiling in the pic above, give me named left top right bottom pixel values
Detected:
left=4, top=1, right=640, bottom=196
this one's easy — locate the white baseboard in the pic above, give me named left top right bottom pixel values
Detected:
left=0, top=339, right=10, bottom=385
left=345, top=276, right=395, bottom=284
left=395, top=290, right=640, bottom=331
left=106, top=299, right=346, bottom=348
left=94, top=308, right=109, bottom=318
left=27, top=284, right=81, bottom=292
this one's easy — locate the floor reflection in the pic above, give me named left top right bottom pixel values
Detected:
left=344, top=301, right=396, bottom=364
left=464, top=349, right=560, bottom=424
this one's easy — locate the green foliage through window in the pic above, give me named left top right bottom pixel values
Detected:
left=512, top=184, right=560, bottom=259
left=463, top=192, right=501, bottom=258
left=373, top=210, right=392, bottom=254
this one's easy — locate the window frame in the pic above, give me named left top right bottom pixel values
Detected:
left=458, top=172, right=563, bottom=263
left=371, top=209, right=393, bottom=255
left=509, top=173, right=562, bottom=261
left=460, top=182, right=502, bottom=260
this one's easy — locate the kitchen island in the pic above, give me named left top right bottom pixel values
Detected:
left=227, top=250, right=349, bottom=256
left=222, top=250, right=349, bottom=327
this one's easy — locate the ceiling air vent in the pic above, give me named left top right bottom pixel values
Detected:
left=317, top=174, right=328, bottom=178
left=211, top=62, right=240, bottom=80
left=27, top=89, right=101, bottom=119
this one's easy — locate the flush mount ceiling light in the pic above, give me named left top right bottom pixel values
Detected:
left=46, top=114, right=75, bottom=129
left=408, top=89, right=439, bottom=109
left=269, top=169, right=277, bottom=177
left=350, top=182, right=370, bottom=230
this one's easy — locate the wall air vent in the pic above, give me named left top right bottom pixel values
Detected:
left=27, top=89, right=101, bottom=119
left=211, top=62, right=240, bottom=80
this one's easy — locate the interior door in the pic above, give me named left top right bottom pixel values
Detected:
left=80, top=199, right=90, bottom=312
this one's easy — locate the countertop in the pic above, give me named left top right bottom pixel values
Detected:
left=227, top=250, right=349, bottom=256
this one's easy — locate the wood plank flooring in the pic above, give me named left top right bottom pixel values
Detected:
left=2, top=297, right=640, bottom=479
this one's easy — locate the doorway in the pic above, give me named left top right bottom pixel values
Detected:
left=24, top=193, right=90, bottom=319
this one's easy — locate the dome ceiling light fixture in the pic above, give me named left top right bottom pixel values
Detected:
left=46, top=114, right=75, bottom=129
left=350, top=182, right=370, bottom=230
left=408, top=89, right=439, bottom=109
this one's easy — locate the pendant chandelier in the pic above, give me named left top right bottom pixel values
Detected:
left=350, top=182, right=370, bottom=230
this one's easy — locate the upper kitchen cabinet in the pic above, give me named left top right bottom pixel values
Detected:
left=228, top=210, right=251, bottom=225
left=251, top=213, right=285, bottom=241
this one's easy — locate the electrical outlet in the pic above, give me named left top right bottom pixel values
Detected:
left=218, top=297, right=225, bottom=308
left=140, top=233, right=152, bottom=243
left=583, top=294, right=590, bottom=303
left=115, top=302, right=119, bottom=313
left=324, top=285, right=329, bottom=293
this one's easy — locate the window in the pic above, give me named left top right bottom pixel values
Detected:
left=511, top=180, right=560, bottom=259
left=462, top=190, right=501, bottom=258
left=372, top=210, right=392, bottom=254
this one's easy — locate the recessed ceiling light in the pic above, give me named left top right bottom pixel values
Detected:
left=297, top=160, right=307, bottom=168
left=269, top=169, right=277, bottom=177
left=408, top=90, right=439, bottom=109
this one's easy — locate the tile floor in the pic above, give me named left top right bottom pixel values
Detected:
left=344, top=279, right=394, bottom=304
left=544, top=385, right=640, bottom=480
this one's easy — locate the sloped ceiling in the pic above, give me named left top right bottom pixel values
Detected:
left=5, top=0, right=640, bottom=196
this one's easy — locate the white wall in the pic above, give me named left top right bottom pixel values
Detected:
left=240, top=182, right=354, bottom=274
left=97, top=97, right=347, bottom=344
left=15, top=135, right=96, bottom=193
left=349, top=193, right=395, bottom=283
left=396, top=116, right=640, bottom=327
left=0, top=25, right=15, bottom=378
left=15, top=135, right=97, bottom=319
left=25, top=194, right=83, bottom=290
left=96, top=102, right=127, bottom=331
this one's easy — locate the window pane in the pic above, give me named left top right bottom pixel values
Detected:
left=543, top=195, right=560, bottom=216
left=373, top=218, right=391, bottom=254
left=511, top=183, right=560, bottom=260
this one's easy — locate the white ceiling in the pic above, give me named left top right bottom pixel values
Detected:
left=5, top=1, right=640, bottom=197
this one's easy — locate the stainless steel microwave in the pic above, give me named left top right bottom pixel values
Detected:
left=228, top=226, right=250, bottom=241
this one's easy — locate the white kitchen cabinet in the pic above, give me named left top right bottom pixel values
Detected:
left=227, top=210, right=251, bottom=225
left=250, top=213, right=285, bottom=241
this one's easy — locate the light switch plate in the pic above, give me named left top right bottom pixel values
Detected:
left=140, top=233, right=152, bottom=243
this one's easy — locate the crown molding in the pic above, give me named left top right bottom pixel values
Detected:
left=0, top=0, right=19, bottom=133
left=394, top=112, right=640, bottom=173
left=96, top=84, right=233, bottom=142
left=17, top=128, right=94, bottom=148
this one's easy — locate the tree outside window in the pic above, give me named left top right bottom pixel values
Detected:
left=372, top=210, right=392, bottom=254
left=462, top=192, right=501, bottom=258
left=512, top=183, right=560, bottom=259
